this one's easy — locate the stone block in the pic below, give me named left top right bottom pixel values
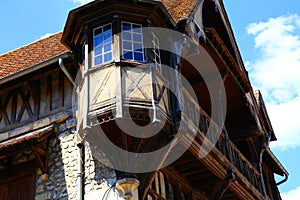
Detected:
left=35, top=192, right=51, bottom=200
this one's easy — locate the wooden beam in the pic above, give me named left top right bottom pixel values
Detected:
left=10, top=91, right=17, bottom=124
left=46, top=75, right=52, bottom=112
left=161, top=167, right=209, bottom=200
left=210, top=179, right=230, bottom=200
left=31, top=145, right=46, bottom=156
left=0, top=93, right=11, bottom=126
left=59, top=71, right=65, bottom=108
left=32, top=149, right=46, bottom=173
left=18, top=88, right=34, bottom=122
left=148, top=189, right=166, bottom=200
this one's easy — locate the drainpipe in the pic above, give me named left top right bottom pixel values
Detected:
left=276, top=173, right=288, bottom=186
left=276, top=173, right=289, bottom=186
left=259, top=136, right=271, bottom=199
left=58, top=57, right=76, bottom=87
left=77, top=143, right=84, bottom=200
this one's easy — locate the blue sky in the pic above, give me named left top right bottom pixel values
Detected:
left=0, top=0, right=299, bottom=199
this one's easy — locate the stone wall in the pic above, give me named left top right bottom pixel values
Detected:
left=34, top=111, right=123, bottom=200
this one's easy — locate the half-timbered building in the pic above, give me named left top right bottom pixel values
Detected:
left=0, top=0, right=288, bottom=199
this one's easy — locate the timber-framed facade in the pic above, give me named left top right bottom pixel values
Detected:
left=0, top=0, right=288, bottom=200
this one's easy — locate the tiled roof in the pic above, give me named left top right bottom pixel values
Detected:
left=161, top=0, right=198, bottom=22
left=0, top=32, right=69, bottom=79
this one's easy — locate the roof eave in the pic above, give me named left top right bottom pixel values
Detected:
left=0, top=52, right=71, bottom=86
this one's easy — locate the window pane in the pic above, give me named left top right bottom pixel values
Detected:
left=94, top=27, right=102, bottom=35
left=132, top=24, right=142, bottom=33
left=133, top=43, right=142, bottom=51
left=95, top=47, right=102, bottom=55
left=134, top=52, right=143, bottom=61
left=122, top=23, right=131, bottom=31
left=95, top=56, right=103, bottom=65
left=103, top=34, right=112, bottom=43
left=104, top=53, right=112, bottom=62
left=123, top=51, right=133, bottom=60
left=103, top=24, right=112, bottom=33
left=122, top=32, right=131, bottom=41
left=104, top=43, right=111, bottom=52
left=94, top=37, right=103, bottom=47
left=133, top=33, right=142, bottom=42
left=123, top=41, right=132, bottom=50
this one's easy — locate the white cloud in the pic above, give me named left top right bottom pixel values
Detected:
left=281, top=186, right=300, bottom=200
left=69, top=0, right=93, bottom=5
left=246, top=14, right=300, bottom=150
left=268, top=98, right=300, bottom=150
left=39, top=33, right=55, bottom=40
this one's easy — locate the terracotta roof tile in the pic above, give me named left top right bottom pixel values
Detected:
left=0, top=32, right=69, bottom=79
left=160, top=0, right=198, bottom=22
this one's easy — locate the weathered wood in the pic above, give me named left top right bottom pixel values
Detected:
left=59, top=71, right=65, bottom=107
left=148, top=189, right=166, bottom=200
left=161, top=167, right=209, bottom=200
left=18, top=88, right=34, bottom=122
left=210, top=179, right=230, bottom=200
left=46, top=75, right=52, bottom=111
left=0, top=93, right=11, bottom=126
left=31, top=145, right=46, bottom=156
left=10, top=91, right=17, bottom=124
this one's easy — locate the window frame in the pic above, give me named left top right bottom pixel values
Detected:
left=92, top=23, right=113, bottom=67
left=121, top=21, right=145, bottom=62
left=151, top=31, right=162, bottom=73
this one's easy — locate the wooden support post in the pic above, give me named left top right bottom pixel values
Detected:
left=115, top=66, right=123, bottom=118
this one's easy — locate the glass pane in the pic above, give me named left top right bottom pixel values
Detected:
left=95, top=56, right=103, bottom=65
left=104, top=43, right=111, bottom=52
left=123, top=51, right=133, bottom=60
left=104, top=53, right=112, bottom=62
left=122, top=23, right=131, bottom=31
left=95, top=47, right=102, bottom=55
left=94, top=37, right=103, bottom=47
left=132, top=24, right=142, bottom=33
left=133, top=43, right=142, bottom=51
left=103, top=34, right=112, bottom=43
left=134, top=52, right=143, bottom=61
left=103, top=24, right=112, bottom=34
left=123, top=41, right=132, bottom=50
left=122, top=32, right=131, bottom=41
left=94, top=27, right=102, bottom=36
left=133, top=33, right=142, bottom=42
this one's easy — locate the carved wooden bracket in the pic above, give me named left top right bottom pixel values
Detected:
left=31, top=143, right=49, bottom=174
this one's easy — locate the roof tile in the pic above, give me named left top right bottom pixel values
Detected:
left=0, top=32, right=69, bottom=79
left=161, top=0, right=198, bottom=22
